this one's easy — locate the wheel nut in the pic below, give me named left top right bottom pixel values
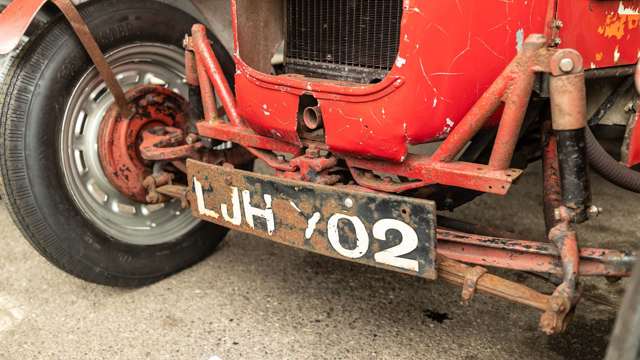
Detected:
left=559, top=58, right=575, bottom=73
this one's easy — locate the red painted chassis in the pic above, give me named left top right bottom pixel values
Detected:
left=184, top=23, right=633, bottom=334
left=1, top=0, right=639, bottom=335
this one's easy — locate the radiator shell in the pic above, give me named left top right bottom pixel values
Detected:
left=232, top=0, right=640, bottom=162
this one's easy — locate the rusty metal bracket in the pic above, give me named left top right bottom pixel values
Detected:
left=155, top=184, right=190, bottom=208
left=461, top=266, right=489, bottom=304
left=539, top=206, right=581, bottom=334
left=50, top=0, right=132, bottom=118
left=140, top=127, right=203, bottom=161
left=541, top=120, right=584, bottom=334
left=284, top=147, right=340, bottom=184
left=143, top=172, right=174, bottom=204
left=349, top=167, right=429, bottom=193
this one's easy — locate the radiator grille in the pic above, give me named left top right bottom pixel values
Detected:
left=285, top=0, right=403, bottom=83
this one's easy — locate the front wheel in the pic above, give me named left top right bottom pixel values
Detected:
left=0, top=0, right=235, bottom=287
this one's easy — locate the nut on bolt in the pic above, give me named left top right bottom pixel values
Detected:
left=588, top=205, right=603, bottom=217
left=185, top=133, right=199, bottom=145
left=559, top=58, right=575, bottom=73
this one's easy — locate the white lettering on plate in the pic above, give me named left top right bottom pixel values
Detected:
left=194, top=177, right=219, bottom=219
left=242, top=190, right=275, bottom=235
left=221, top=187, right=242, bottom=226
left=193, top=177, right=424, bottom=272
left=373, top=219, right=420, bottom=272
left=305, top=212, right=322, bottom=239
left=327, top=214, right=370, bottom=259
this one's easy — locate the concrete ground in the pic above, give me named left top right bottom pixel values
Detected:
left=0, top=162, right=638, bottom=360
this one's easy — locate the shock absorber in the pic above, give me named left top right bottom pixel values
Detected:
left=538, top=50, right=592, bottom=334
left=549, top=50, right=592, bottom=223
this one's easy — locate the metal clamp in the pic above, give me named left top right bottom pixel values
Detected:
left=461, top=266, right=489, bottom=304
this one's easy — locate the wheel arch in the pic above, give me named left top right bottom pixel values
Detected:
left=0, top=0, right=234, bottom=55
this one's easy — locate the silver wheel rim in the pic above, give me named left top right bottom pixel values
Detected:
left=60, top=43, right=200, bottom=246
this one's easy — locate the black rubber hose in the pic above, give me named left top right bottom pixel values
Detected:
left=586, top=127, right=640, bottom=192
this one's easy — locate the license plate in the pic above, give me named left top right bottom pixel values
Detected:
left=187, top=160, right=437, bottom=279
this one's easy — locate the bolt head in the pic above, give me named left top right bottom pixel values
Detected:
left=587, top=205, right=603, bottom=217
left=185, top=134, right=198, bottom=145
left=624, top=101, right=635, bottom=112
left=554, top=208, right=562, bottom=221
left=559, top=58, right=575, bottom=73
left=182, top=35, right=192, bottom=50
left=344, top=198, right=354, bottom=209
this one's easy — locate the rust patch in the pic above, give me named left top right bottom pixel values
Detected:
left=597, top=12, right=640, bottom=40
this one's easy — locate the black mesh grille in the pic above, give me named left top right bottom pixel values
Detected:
left=285, top=0, right=403, bottom=83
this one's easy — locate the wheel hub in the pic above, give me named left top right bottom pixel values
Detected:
left=60, top=43, right=200, bottom=246
left=98, top=85, right=189, bottom=203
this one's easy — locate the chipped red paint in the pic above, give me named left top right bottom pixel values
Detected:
left=558, top=0, right=640, bottom=69
left=229, top=0, right=640, bottom=162
left=231, top=0, right=552, bottom=161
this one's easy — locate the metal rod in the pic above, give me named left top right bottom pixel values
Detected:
left=51, top=0, right=132, bottom=118
left=191, top=24, right=243, bottom=127
left=588, top=76, right=635, bottom=126
left=488, top=36, right=546, bottom=170
left=429, top=69, right=507, bottom=163
left=195, top=51, right=219, bottom=122
left=438, top=256, right=550, bottom=312
left=437, top=228, right=634, bottom=277
left=584, top=64, right=636, bottom=79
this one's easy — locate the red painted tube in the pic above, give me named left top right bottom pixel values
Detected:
left=191, top=24, right=244, bottom=127
left=488, top=66, right=536, bottom=170
left=430, top=67, right=509, bottom=163
left=195, top=52, right=219, bottom=122
left=185, top=50, right=198, bottom=86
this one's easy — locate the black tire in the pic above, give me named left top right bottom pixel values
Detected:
left=606, top=260, right=640, bottom=360
left=0, top=0, right=235, bottom=287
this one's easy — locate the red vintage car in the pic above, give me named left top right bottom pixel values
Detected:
left=0, top=0, right=638, bottom=352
